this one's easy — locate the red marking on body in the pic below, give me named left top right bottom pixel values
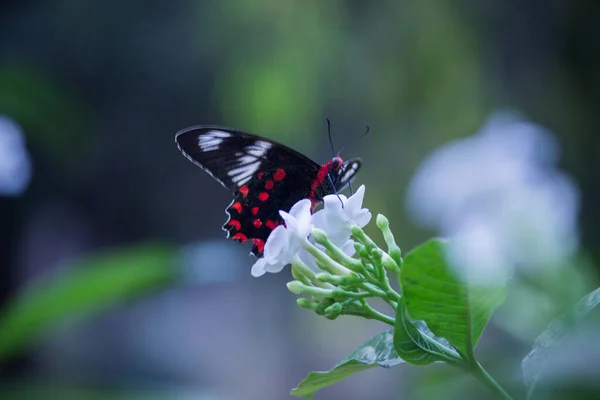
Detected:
left=258, top=192, right=269, bottom=201
left=252, top=219, right=262, bottom=228
left=252, top=238, right=265, bottom=254
left=257, top=172, right=264, bottom=179
left=232, top=232, right=248, bottom=242
left=251, top=206, right=259, bottom=215
left=230, top=201, right=243, bottom=213
left=228, top=219, right=241, bottom=230
left=239, top=185, right=249, bottom=198
left=264, top=180, right=274, bottom=190
left=273, top=168, right=286, bottom=181
left=265, top=220, right=279, bottom=230
left=309, top=164, right=331, bottom=200
left=310, top=199, right=318, bottom=210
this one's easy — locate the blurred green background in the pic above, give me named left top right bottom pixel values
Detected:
left=1, top=1, right=599, bottom=399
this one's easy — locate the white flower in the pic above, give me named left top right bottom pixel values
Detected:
left=296, top=185, right=371, bottom=271
left=0, top=116, right=31, bottom=196
left=407, top=111, right=579, bottom=283
left=312, top=184, right=371, bottom=246
left=251, top=199, right=313, bottom=277
left=251, top=185, right=372, bottom=277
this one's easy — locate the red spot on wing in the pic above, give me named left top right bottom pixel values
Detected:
left=273, top=168, right=286, bottom=181
left=251, top=207, right=259, bottom=216
left=239, top=185, right=249, bottom=198
left=264, top=180, right=274, bottom=190
left=252, top=219, right=262, bottom=228
left=265, top=220, right=279, bottom=230
left=252, top=238, right=265, bottom=254
left=232, top=232, right=248, bottom=242
left=228, top=219, right=241, bottom=230
left=258, top=192, right=269, bottom=201
left=257, top=172, right=264, bottom=179
left=230, top=202, right=243, bottom=213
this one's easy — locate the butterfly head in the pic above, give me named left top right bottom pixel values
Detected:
left=330, top=156, right=343, bottom=170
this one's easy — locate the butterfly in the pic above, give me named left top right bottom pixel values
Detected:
left=175, top=126, right=361, bottom=257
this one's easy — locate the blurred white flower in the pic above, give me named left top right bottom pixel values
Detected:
left=407, top=111, right=579, bottom=283
left=0, top=116, right=31, bottom=196
left=251, top=199, right=313, bottom=277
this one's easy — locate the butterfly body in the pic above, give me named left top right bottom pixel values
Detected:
left=175, top=126, right=361, bottom=257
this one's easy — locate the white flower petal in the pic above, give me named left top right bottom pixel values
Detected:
left=279, top=210, right=299, bottom=234
left=345, top=185, right=366, bottom=215
left=322, top=194, right=347, bottom=222
left=340, top=239, right=357, bottom=257
left=323, top=193, right=347, bottom=210
left=289, top=198, right=312, bottom=219
left=354, top=209, right=372, bottom=228
left=311, top=209, right=328, bottom=231
left=280, top=199, right=313, bottom=238
left=263, top=225, right=288, bottom=263
left=298, top=247, right=319, bottom=271
left=251, top=258, right=268, bottom=277
left=263, top=260, right=287, bottom=274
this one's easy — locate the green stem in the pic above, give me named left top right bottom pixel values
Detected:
left=291, top=256, right=335, bottom=290
left=303, top=240, right=352, bottom=276
left=360, top=274, right=401, bottom=309
left=360, top=299, right=395, bottom=325
left=467, top=360, right=513, bottom=400
left=343, top=307, right=395, bottom=326
left=333, top=289, right=372, bottom=299
left=375, top=268, right=402, bottom=303
left=357, top=282, right=388, bottom=298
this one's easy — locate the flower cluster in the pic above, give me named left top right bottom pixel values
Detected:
left=250, top=185, right=403, bottom=323
left=251, top=185, right=371, bottom=277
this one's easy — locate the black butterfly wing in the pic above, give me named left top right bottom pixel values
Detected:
left=176, top=126, right=322, bottom=256
left=176, top=126, right=320, bottom=191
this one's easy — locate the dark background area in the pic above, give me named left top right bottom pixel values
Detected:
left=0, top=1, right=599, bottom=399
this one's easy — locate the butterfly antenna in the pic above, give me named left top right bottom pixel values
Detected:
left=337, top=124, right=370, bottom=156
left=325, top=116, right=335, bottom=155
left=324, top=117, right=345, bottom=207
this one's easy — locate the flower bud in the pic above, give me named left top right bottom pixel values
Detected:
left=287, top=280, right=307, bottom=295
left=351, top=225, right=377, bottom=251
left=381, top=251, right=399, bottom=271
left=354, top=242, right=368, bottom=258
left=297, top=298, right=316, bottom=310
left=324, top=303, right=343, bottom=320
left=376, top=214, right=403, bottom=265
left=311, top=227, right=329, bottom=244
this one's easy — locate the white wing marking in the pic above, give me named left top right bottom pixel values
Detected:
left=197, top=130, right=231, bottom=151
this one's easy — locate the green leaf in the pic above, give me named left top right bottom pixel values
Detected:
left=394, top=299, right=463, bottom=365
left=291, top=329, right=403, bottom=399
left=521, top=287, right=600, bottom=397
left=0, top=243, right=176, bottom=361
left=400, top=238, right=506, bottom=357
